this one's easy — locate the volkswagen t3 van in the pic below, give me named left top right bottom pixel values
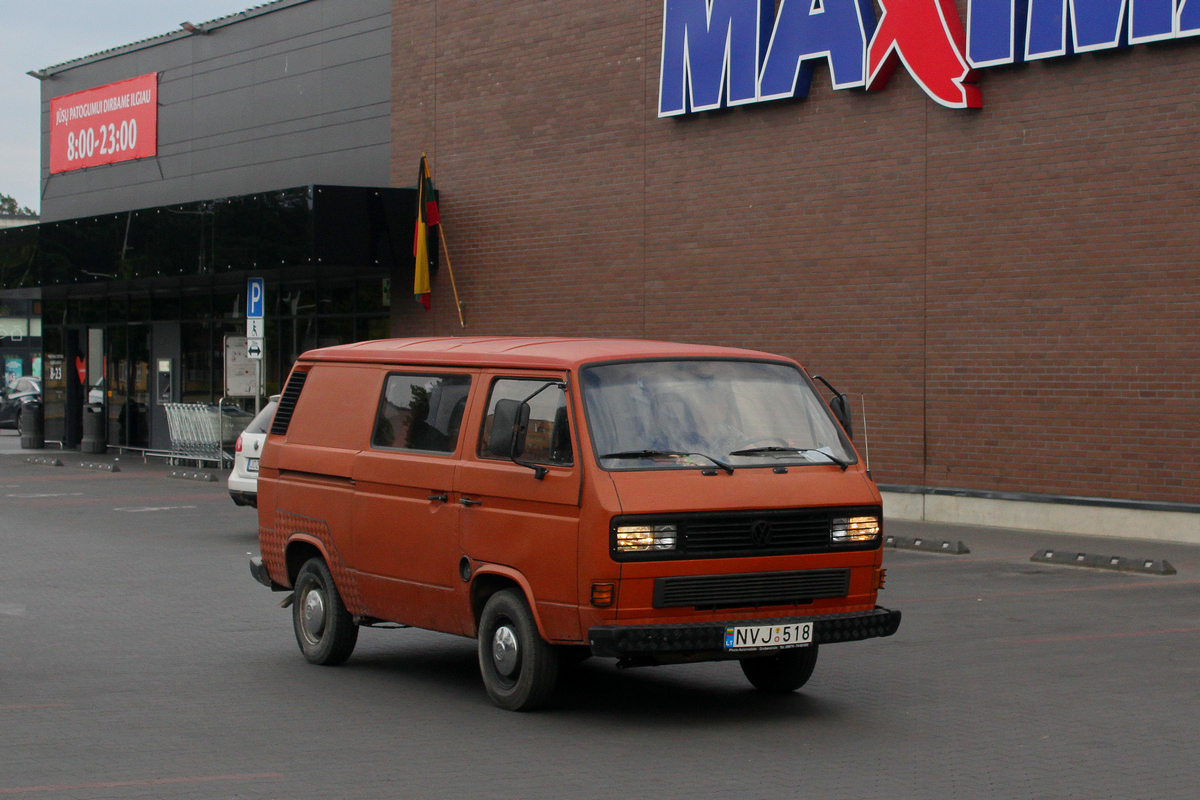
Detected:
left=250, top=337, right=900, bottom=710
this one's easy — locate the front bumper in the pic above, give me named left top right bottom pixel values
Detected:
left=588, top=606, right=901, bottom=658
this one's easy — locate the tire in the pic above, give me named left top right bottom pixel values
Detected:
left=477, top=589, right=559, bottom=711
left=739, top=645, right=819, bottom=693
left=292, top=557, right=358, bottom=666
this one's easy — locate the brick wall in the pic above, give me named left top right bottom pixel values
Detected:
left=390, top=1, right=1200, bottom=505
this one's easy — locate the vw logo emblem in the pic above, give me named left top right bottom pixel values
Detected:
left=750, top=520, right=773, bottom=547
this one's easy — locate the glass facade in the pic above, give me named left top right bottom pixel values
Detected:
left=0, top=292, right=42, bottom=391
left=1, top=185, right=420, bottom=449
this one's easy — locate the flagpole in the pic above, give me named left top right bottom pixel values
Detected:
left=438, top=223, right=465, bottom=328
left=424, top=154, right=465, bottom=328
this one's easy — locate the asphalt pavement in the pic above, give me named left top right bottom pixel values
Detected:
left=2, top=431, right=1198, bottom=799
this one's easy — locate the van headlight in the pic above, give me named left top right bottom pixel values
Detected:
left=831, top=516, right=880, bottom=543
left=615, top=524, right=677, bottom=552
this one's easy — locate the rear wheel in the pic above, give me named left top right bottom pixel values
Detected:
left=292, top=558, right=358, bottom=665
left=739, top=645, right=819, bottom=693
left=478, top=589, right=559, bottom=711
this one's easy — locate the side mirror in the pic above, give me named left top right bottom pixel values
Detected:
left=829, top=394, right=853, bottom=439
left=489, top=398, right=530, bottom=458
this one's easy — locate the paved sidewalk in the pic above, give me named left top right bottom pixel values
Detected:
left=0, top=428, right=28, bottom=454
left=0, top=428, right=227, bottom=477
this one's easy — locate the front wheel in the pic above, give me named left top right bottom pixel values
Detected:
left=477, top=589, right=559, bottom=711
left=739, top=645, right=819, bottom=693
left=292, top=557, right=358, bottom=666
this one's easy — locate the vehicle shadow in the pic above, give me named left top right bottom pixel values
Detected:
left=341, top=636, right=487, bottom=700
left=344, top=634, right=841, bottom=723
left=553, top=659, right=839, bottom=723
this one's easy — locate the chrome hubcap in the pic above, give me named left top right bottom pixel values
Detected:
left=301, top=587, right=327, bottom=643
left=492, top=625, right=520, bottom=677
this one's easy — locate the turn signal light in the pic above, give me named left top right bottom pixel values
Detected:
left=591, top=583, right=615, bottom=607
left=872, top=568, right=887, bottom=590
left=831, top=515, right=881, bottom=543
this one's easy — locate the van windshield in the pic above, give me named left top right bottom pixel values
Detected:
left=581, top=360, right=856, bottom=471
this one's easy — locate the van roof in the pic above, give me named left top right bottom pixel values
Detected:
left=299, top=337, right=795, bottom=370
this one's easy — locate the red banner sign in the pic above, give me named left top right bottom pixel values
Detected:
left=49, top=73, right=158, bottom=174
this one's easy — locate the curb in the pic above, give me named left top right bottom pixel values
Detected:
left=78, top=461, right=121, bottom=472
left=885, top=535, right=970, bottom=555
left=167, top=470, right=219, bottom=483
left=1031, top=549, right=1176, bottom=576
left=24, top=457, right=63, bottom=467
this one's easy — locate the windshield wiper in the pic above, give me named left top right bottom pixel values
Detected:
left=599, top=449, right=734, bottom=475
left=726, top=446, right=849, bottom=471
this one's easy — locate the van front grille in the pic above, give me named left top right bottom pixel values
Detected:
left=653, top=569, right=850, bottom=609
left=684, top=512, right=832, bottom=553
left=270, top=370, right=308, bottom=436
left=611, top=506, right=882, bottom=561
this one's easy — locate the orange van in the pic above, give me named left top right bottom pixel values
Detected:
left=250, top=337, right=900, bottom=710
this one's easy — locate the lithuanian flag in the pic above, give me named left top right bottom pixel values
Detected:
left=413, top=155, right=440, bottom=309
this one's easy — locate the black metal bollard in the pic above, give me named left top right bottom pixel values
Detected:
left=19, top=400, right=44, bottom=449
left=80, top=403, right=107, bottom=454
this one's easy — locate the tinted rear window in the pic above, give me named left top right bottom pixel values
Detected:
left=244, top=400, right=280, bottom=435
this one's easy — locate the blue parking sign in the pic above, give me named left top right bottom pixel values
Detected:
left=247, top=278, right=264, bottom=319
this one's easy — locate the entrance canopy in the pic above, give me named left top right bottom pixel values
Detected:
left=0, top=184, right=422, bottom=292
left=0, top=185, right=425, bottom=451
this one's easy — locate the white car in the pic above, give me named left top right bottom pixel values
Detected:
left=228, top=396, right=279, bottom=508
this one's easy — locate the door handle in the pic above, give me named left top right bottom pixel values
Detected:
left=459, top=497, right=482, bottom=507
left=427, top=493, right=448, bottom=503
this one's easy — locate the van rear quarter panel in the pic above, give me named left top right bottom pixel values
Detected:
left=281, top=365, right=378, bottom=453
left=259, top=364, right=381, bottom=602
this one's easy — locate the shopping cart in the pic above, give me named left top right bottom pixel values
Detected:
left=162, top=403, right=249, bottom=467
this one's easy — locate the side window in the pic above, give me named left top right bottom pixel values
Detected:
left=372, top=373, right=471, bottom=453
left=480, top=378, right=573, bottom=466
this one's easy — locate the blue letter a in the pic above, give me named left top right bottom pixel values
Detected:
left=759, top=0, right=877, bottom=100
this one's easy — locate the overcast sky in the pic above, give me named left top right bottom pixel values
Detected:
left=0, top=1, right=258, bottom=213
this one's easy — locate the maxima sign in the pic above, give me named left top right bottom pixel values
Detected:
left=49, top=73, right=158, bottom=174
left=658, top=0, right=1200, bottom=113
